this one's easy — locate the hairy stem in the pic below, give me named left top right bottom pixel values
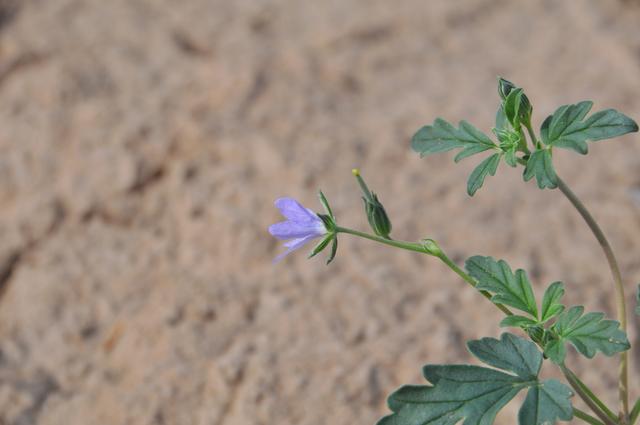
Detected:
left=556, top=176, right=629, bottom=421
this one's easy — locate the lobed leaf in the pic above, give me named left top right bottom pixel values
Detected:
left=378, top=333, right=573, bottom=425
left=540, top=101, right=638, bottom=154
left=411, top=118, right=496, bottom=158
left=519, top=379, right=573, bottom=425
left=523, top=149, right=557, bottom=189
left=500, top=315, right=539, bottom=329
left=540, top=281, right=565, bottom=323
left=465, top=256, right=538, bottom=318
left=467, top=333, right=541, bottom=380
left=544, top=306, right=630, bottom=364
left=467, top=153, right=501, bottom=196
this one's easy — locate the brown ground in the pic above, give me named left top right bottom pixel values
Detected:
left=1, top=0, right=640, bottom=424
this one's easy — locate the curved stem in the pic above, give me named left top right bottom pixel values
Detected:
left=556, top=176, right=629, bottom=421
left=336, top=225, right=618, bottom=423
left=436, top=251, right=513, bottom=316
left=336, top=227, right=513, bottom=316
left=562, top=364, right=619, bottom=425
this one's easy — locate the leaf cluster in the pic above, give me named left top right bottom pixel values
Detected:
left=465, top=256, right=630, bottom=365
left=411, top=78, right=638, bottom=195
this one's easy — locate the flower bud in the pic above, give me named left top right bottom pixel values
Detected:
left=363, top=193, right=392, bottom=239
left=497, top=77, right=516, bottom=101
left=498, top=77, right=533, bottom=127
left=352, top=169, right=392, bottom=239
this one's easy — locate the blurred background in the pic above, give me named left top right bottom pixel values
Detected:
left=0, top=0, right=639, bottom=423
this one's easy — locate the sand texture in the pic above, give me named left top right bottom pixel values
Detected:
left=1, top=0, right=640, bottom=424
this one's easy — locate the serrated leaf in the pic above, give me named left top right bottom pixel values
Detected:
left=378, top=333, right=573, bottom=425
left=500, top=315, right=539, bottom=329
left=519, top=379, right=573, bottom=425
left=541, top=281, right=565, bottom=323
left=544, top=305, right=630, bottom=364
left=540, top=101, right=638, bottom=154
left=411, top=118, right=496, bottom=160
left=523, top=149, right=558, bottom=189
left=467, top=153, right=501, bottom=196
left=467, top=333, right=541, bottom=379
left=465, top=256, right=538, bottom=318
left=380, top=366, right=523, bottom=425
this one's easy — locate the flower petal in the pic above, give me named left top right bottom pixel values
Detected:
left=275, top=198, right=319, bottom=223
left=268, top=219, right=326, bottom=240
left=273, top=234, right=319, bottom=263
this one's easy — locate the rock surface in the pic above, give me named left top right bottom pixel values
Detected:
left=0, top=0, right=640, bottom=423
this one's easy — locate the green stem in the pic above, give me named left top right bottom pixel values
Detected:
left=562, top=364, right=619, bottom=424
left=336, top=227, right=513, bottom=316
left=524, top=121, right=539, bottom=150
left=575, top=408, right=607, bottom=425
left=630, top=399, right=640, bottom=425
left=336, top=226, right=618, bottom=424
left=335, top=227, right=425, bottom=253
left=556, top=176, right=629, bottom=421
left=436, top=251, right=513, bottom=316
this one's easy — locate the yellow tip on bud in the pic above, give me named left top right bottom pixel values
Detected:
left=351, top=168, right=360, bottom=176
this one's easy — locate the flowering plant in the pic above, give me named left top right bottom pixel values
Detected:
left=270, top=78, right=640, bottom=425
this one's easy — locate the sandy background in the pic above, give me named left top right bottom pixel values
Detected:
left=1, top=0, right=640, bottom=424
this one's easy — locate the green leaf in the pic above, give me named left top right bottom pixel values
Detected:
left=467, top=333, right=541, bottom=379
left=544, top=305, right=630, bottom=364
left=465, top=256, right=538, bottom=318
left=636, top=284, right=640, bottom=316
left=500, top=315, right=539, bottom=329
left=519, top=379, right=574, bottom=425
left=523, top=149, right=558, bottom=189
left=540, top=101, right=638, bottom=154
left=504, top=88, right=523, bottom=128
left=467, top=153, right=501, bottom=196
left=496, top=105, right=508, bottom=130
left=378, top=333, right=573, bottom=425
left=411, top=118, right=496, bottom=160
left=540, top=281, right=565, bottom=323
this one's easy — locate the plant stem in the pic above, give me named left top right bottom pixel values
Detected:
left=575, top=408, right=607, bottom=425
left=562, top=364, right=619, bottom=424
left=436, top=251, right=513, bottom=316
left=336, top=225, right=618, bottom=424
left=335, top=227, right=426, bottom=253
left=336, top=226, right=513, bottom=316
left=556, top=176, right=629, bottom=421
left=524, top=121, right=540, bottom=150
left=630, top=399, right=640, bottom=425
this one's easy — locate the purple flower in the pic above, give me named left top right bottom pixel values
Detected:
left=269, top=197, right=328, bottom=262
